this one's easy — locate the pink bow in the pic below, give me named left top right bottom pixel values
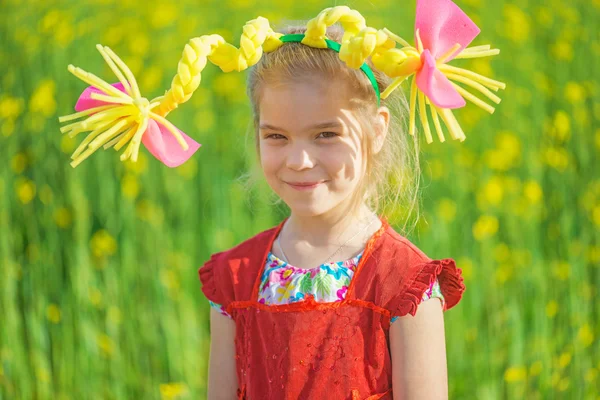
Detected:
left=74, top=82, right=201, bottom=168
left=414, top=0, right=480, bottom=109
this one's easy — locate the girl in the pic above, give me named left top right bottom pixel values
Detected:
left=200, top=23, right=466, bottom=400
left=59, top=1, right=503, bottom=397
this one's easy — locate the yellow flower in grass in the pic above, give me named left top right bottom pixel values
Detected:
left=558, top=378, right=570, bottom=391
left=53, top=207, right=72, bottom=228
left=456, top=257, right=473, bottom=281
left=1, top=119, right=15, bottom=137
left=136, top=200, right=165, bottom=227
left=97, top=334, right=114, bottom=357
left=501, top=5, right=530, bottom=43
left=529, top=361, right=542, bottom=377
left=160, top=268, right=180, bottom=291
left=176, top=157, right=197, bottom=180
left=29, top=79, right=57, bottom=117
left=535, top=7, right=553, bottom=28
left=542, top=147, right=570, bottom=171
left=484, top=131, right=521, bottom=171
left=504, top=366, right=527, bottom=382
left=564, top=82, right=586, bottom=103
left=577, top=324, right=594, bottom=348
left=552, top=261, right=570, bottom=281
left=436, top=198, right=457, bottom=222
left=108, top=306, right=122, bottom=326
left=493, top=243, right=510, bottom=263
left=551, top=40, right=573, bottom=61
left=46, top=304, right=61, bottom=324
left=90, top=229, right=117, bottom=258
left=472, top=215, right=498, bottom=240
left=36, top=367, right=50, bottom=383
left=546, top=300, right=558, bottom=318
left=0, top=95, right=24, bottom=119
left=593, top=205, right=600, bottom=227
left=150, top=3, right=178, bottom=29
left=585, top=368, right=598, bottom=384
left=588, top=245, right=600, bottom=264
left=160, top=382, right=189, bottom=400
left=89, top=288, right=103, bottom=308
left=464, top=327, right=477, bottom=342
left=551, top=110, right=571, bottom=142
left=124, top=152, right=148, bottom=175
left=523, top=180, right=543, bottom=204
left=495, top=264, right=513, bottom=284
left=39, top=184, right=53, bottom=205
left=11, top=153, right=27, bottom=174
left=480, top=176, right=504, bottom=207
left=15, top=178, right=36, bottom=204
left=121, top=173, right=140, bottom=200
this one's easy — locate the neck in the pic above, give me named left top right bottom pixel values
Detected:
left=283, top=203, right=379, bottom=248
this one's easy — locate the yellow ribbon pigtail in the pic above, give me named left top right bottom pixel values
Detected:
left=154, top=16, right=283, bottom=116
left=59, top=17, right=282, bottom=167
left=59, top=5, right=505, bottom=168
left=290, top=5, right=505, bottom=144
left=377, top=28, right=505, bottom=143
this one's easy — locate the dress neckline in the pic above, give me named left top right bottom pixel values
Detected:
left=250, top=215, right=390, bottom=302
left=265, top=249, right=365, bottom=272
left=266, top=250, right=364, bottom=271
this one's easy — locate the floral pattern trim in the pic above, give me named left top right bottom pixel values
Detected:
left=208, top=251, right=444, bottom=323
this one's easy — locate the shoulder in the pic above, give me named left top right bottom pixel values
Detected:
left=366, top=222, right=466, bottom=318
left=198, top=223, right=279, bottom=306
left=381, top=225, right=431, bottom=260
left=373, top=223, right=433, bottom=272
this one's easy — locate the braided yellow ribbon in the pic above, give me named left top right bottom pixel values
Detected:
left=59, top=1, right=504, bottom=168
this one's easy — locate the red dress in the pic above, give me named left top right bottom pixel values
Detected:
left=198, top=216, right=465, bottom=399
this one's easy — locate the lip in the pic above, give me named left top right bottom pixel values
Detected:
left=285, top=181, right=325, bottom=190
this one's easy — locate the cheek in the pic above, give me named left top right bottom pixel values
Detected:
left=325, top=151, right=361, bottom=179
left=259, top=145, right=280, bottom=175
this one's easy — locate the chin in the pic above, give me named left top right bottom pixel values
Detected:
left=282, top=199, right=330, bottom=217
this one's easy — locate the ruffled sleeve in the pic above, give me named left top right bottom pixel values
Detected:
left=390, top=258, right=466, bottom=318
left=198, top=251, right=228, bottom=307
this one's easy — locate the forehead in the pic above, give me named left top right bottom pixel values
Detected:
left=258, top=79, right=354, bottom=130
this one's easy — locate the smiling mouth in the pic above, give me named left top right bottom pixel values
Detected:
left=287, top=181, right=324, bottom=186
left=285, top=181, right=326, bottom=190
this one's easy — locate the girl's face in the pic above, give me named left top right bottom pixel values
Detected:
left=258, top=78, right=367, bottom=217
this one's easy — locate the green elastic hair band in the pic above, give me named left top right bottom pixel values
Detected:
left=279, top=33, right=381, bottom=106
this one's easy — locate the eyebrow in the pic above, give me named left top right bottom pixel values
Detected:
left=259, top=121, right=343, bottom=132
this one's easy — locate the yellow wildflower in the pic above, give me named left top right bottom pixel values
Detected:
left=90, top=230, right=117, bottom=258
left=29, top=80, right=57, bottom=117
left=577, top=324, right=594, bottom=348
left=47, top=304, right=61, bottom=324
left=15, top=178, right=36, bottom=204
left=160, top=382, right=189, bottom=400
left=472, top=215, right=499, bottom=240
left=504, top=366, right=527, bottom=382
left=546, top=300, right=558, bottom=318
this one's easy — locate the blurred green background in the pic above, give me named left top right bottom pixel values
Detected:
left=1, top=0, right=598, bottom=398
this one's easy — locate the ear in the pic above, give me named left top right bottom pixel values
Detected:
left=373, top=106, right=390, bottom=154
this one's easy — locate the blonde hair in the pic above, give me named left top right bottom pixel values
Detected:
left=239, top=22, right=424, bottom=236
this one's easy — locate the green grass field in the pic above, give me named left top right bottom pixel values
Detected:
left=1, top=0, right=598, bottom=398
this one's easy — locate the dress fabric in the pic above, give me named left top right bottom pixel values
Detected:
left=208, top=251, right=445, bottom=323
left=198, top=216, right=466, bottom=399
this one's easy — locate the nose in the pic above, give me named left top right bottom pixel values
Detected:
left=286, top=143, right=315, bottom=170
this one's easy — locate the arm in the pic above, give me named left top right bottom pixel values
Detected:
left=207, top=307, right=239, bottom=400
left=389, top=298, right=448, bottom=400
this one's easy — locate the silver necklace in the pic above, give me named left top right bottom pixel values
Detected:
left=276, top=216, right=378, bottom=267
